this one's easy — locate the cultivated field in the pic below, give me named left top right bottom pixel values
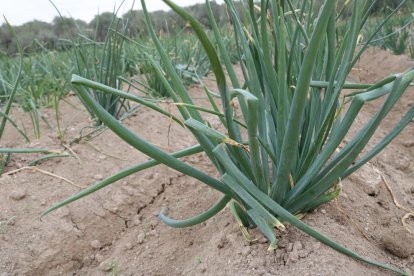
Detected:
left=1, top=1, right=414, bottom=275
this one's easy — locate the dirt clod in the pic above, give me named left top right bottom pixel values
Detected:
left=258, top=237, right=268, bottom=244
left=137, top=232, right=146, bottom=244
left=99, top=260, right=112, bottom=271
left=350, top=164, right=382, bottom=196
left=9, top=189, right=27, bottom=201
left=242, top=247, right=251, bottom=257
left=125, top=242, right=133, bottom=250
left=402, top=140, right=414, bottom=148
left=287, top=250, right=300, bottom=263
left=217, top=235, right=228, bottom=249
left=381, top=229, right=414, bottom=258
left=312, top=242, right=321, bottom=252
left=93, top=174, right=103, bottom=180
left=90, top=240, right=101, bottom=250
left=293, top=241, right=303, bottom=251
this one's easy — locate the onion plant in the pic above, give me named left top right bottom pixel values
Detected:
left=0, top=19, right=57, bottom=174
left=45, top=0, right=414, bottom=274
left=365, top=14, right=414, bottom=55
left=171, top=32, right=212, bottom=84
left=131, top=49, right=171, bottom=98
left=0, top=41, right=73, bottom=139
left=0, top=19, right=27, bottom=143
left=411, top=36, right=414, bottom=59
left=72, top=14, right=131, bottom=125
left=128, top=30, right=212, bottom=98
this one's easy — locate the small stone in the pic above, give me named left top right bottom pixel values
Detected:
left=312, top=242, right=321, bottom=252
left=148, top=229, right=158, bottom=237
left=249, top=257, right=266, bottom=269
left=198, top=263, right=207, bottom=273
left=82, top=256, right=91, bottom=265
left=125, top=242, right=133, bottom=250
left=90, top=240, right=102, bottom=250
left=402, top=140, right=414, bottom=148
left=286, top=243, right=294, bottom=252
left=93, top=208, right=107, bottom=218
left=133, top=218, right=142, bottom=226
left=242, top=247, right=251, bottom=256
left=350, top=165, right=382, bottom=196
left=293, top=241, right=303, bottom=251
left=7, top=218, right=15, bottom=226
left=144, top=173, right=154, bottom=180
left=288, top=250, right=299, bottom=263
left=217, top=234, right=228, bottom=249
left=73, top=228, right=83, bottom=237
left=137, top=232, right=146, bottom=244
left=55, top=207, right=70, bottom=218
left=99, top=260, right=112, bottom=271
left=95, top=253, right=104, bottom=263
left=9, top=189, right=27, bottom=200
left=258, top=237, right=268, bottom=244
left=150, top=220, right=159, bottom=228
left=98, top=155, right=106, bottom=160
left=320, top=209, right=326, bottom=214
left=93, top=174, right=103, bottom=180
left=394, top=156, right=410, bottom=172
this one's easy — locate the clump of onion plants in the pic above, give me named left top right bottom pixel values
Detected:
left=0, top=19, right=58, bottom=174
left=72, top=14, right=131, bottom=125
left=45, top=0, right=414, bottom=274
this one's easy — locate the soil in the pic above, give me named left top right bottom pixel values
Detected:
left=0, top=47, right=413, bottom=276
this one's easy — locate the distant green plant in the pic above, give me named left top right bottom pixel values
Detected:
left=362, top=12, right=414, bottom=55
left=0, top=19, right=58, bottom=174
left=0, top=19, right=27, bottom=142
left=46, top=1, right=414, bottom=275
left=378, top=15, right=412, bottom=55
left=126, top=30, right=212, bottom=98
left=384, top=27, right=409, bottom=55
left=171, top=31, right=211, bottom=84
left=0, top=44, right=73, bottom=139
left=72, top=16, right=131, bottom=125
left=139, top=59, right=171, bottom=98
left=409, top=33, right=414, bottom=58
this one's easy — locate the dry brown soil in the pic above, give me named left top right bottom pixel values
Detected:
left=0, top=48, right=413, bottom=276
